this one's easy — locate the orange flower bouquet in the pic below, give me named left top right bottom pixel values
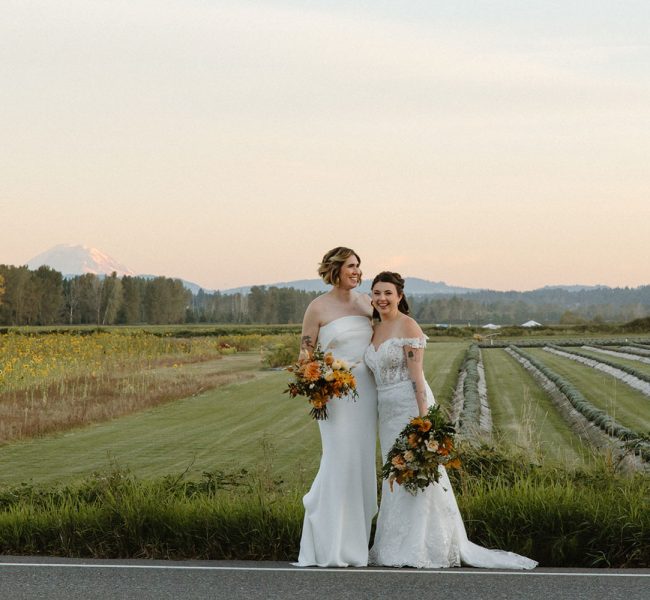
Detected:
left=284, top=345, right=358, bottom=420
left=382, top=405, right=460, bottom=495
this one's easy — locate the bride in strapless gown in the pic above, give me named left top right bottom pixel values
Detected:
left=294, top=247, right=378, bottom=567
left=296, top=315, right=378, bottom=566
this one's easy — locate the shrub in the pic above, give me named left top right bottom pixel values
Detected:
left=260, top=335, right=301, bottom=368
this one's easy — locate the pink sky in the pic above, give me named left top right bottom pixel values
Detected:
left=1, top=1, right=648, bottom=291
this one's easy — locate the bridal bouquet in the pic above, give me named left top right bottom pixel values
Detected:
left=382, top=405, right=460, bottom=495
left=284, top=345, right=358, bottom=420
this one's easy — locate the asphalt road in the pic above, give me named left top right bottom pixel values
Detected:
left=0, top=557, right=648, bottom=600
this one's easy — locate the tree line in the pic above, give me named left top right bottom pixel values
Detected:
left=1, top=264, right=648, bottom=326
left=0, top=266, right=190, bottom=326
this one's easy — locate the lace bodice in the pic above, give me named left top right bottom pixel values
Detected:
left=364, top=337, right=427, bottom=388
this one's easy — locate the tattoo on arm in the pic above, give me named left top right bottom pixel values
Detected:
left=407, top=350, right=414, bottom=359
left=301, top=335, right=314, bottom=350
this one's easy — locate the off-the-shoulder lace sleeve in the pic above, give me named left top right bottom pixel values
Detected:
left=397, top=336, right=428, bottom=349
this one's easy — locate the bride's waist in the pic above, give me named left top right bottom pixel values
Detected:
left=375, top=379, right=412, bottom=392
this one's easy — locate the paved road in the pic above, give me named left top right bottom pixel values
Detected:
left=1, top=557, right=648, bottom=600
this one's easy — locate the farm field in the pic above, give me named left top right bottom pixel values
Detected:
left=1, top=330, right=649, bottom=486
left=526, top=348, right=650, bottom=434
left=1, top=328, right=649, bottom=567
left=482, top=349, right=590, bottom=466
left=0, top=343, right=467, bottom=486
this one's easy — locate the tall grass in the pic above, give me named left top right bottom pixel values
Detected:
left=1, top=446, right=647, bottom=567
left=0, top=331, right=287, bottom=443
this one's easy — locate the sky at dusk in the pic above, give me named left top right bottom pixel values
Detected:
left=2, top=1, right=649, bottom=292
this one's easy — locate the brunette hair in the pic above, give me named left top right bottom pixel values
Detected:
left=318, top=247, right=362, bottom=286
left=371, top=271, right=410, bottom=319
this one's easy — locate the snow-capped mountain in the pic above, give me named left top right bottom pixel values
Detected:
left=27, top=244, right=135, bottom=277
left=25, top=244, right=213, bottom=292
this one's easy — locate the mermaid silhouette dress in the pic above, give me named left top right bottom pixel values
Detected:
left=296, top=316, right=379, bottom=567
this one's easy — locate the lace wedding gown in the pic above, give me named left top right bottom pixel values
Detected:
left=365, top=337, right=537, bottom=569
left=296, top=315, right=378, bottom=567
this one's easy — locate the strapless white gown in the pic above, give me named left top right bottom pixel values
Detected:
left=365, top=337, right=537, bottom=569
left=296, top=315, right=379, bottom=567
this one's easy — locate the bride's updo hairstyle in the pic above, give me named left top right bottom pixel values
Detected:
left=371, top=271, right=410, bottom=319
left=318, top=247, right=362, bottom=286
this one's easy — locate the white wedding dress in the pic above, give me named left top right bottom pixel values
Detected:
left=296, top=315, right=379, bottom=567
left=365, top=336, right=537, bottom=569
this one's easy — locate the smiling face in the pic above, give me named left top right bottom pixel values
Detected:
left=337, top=254, right=361, bottom=290
left=371, top=281, right=402, bottom=318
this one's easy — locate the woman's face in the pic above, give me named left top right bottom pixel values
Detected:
left=371, top=282, right=402, bottom=317
left=338, top=255, right=361, bottom=290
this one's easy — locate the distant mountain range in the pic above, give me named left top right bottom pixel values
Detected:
left=23, top=244, right=623, bottom=296
left=220, top=278, right=478, bottom=295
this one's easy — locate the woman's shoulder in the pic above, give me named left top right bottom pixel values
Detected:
left=354, top=290, right=372, bottom=308
left=398, top=315, right=425, bottom=340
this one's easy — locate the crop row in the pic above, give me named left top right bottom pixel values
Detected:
left=456, top=344, right=491, bottom=439
left=508, top=345, right=650, bottom=462
left=621, top=344, right=650, bottom=356
left=480, top=338, right=650, bottom=349
left=458, top=344, right=481, bottom=435
left=581, top=345, right=650, bottom=365
left=630, top=342, right=650, bottom=351
left=547, top=345, right=650, bottom=387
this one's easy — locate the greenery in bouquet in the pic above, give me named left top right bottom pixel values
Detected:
left=284, top=345, right=358, bottom=420
left=382, top=404, right=460, bottom=495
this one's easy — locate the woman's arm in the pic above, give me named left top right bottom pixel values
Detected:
left=299, top=302, right=320, bottom=360
left=403, top=318, right=428, bottom=416
left=405, top=344, right=428, bottom=416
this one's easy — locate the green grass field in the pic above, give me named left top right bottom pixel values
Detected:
left=0, top=344, right=465, bottom=487
left=482, top=349, right=590, bottom=466
left=526, top=348, right=650, bottom=434
left=423, top=341, right=468, bottom=411
left=0, top=355, right=322, bottom=486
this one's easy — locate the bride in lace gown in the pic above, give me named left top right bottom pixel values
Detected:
left=365, top=272, right=537, bottom=569
left=295, top=247, right=378, bottom=567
